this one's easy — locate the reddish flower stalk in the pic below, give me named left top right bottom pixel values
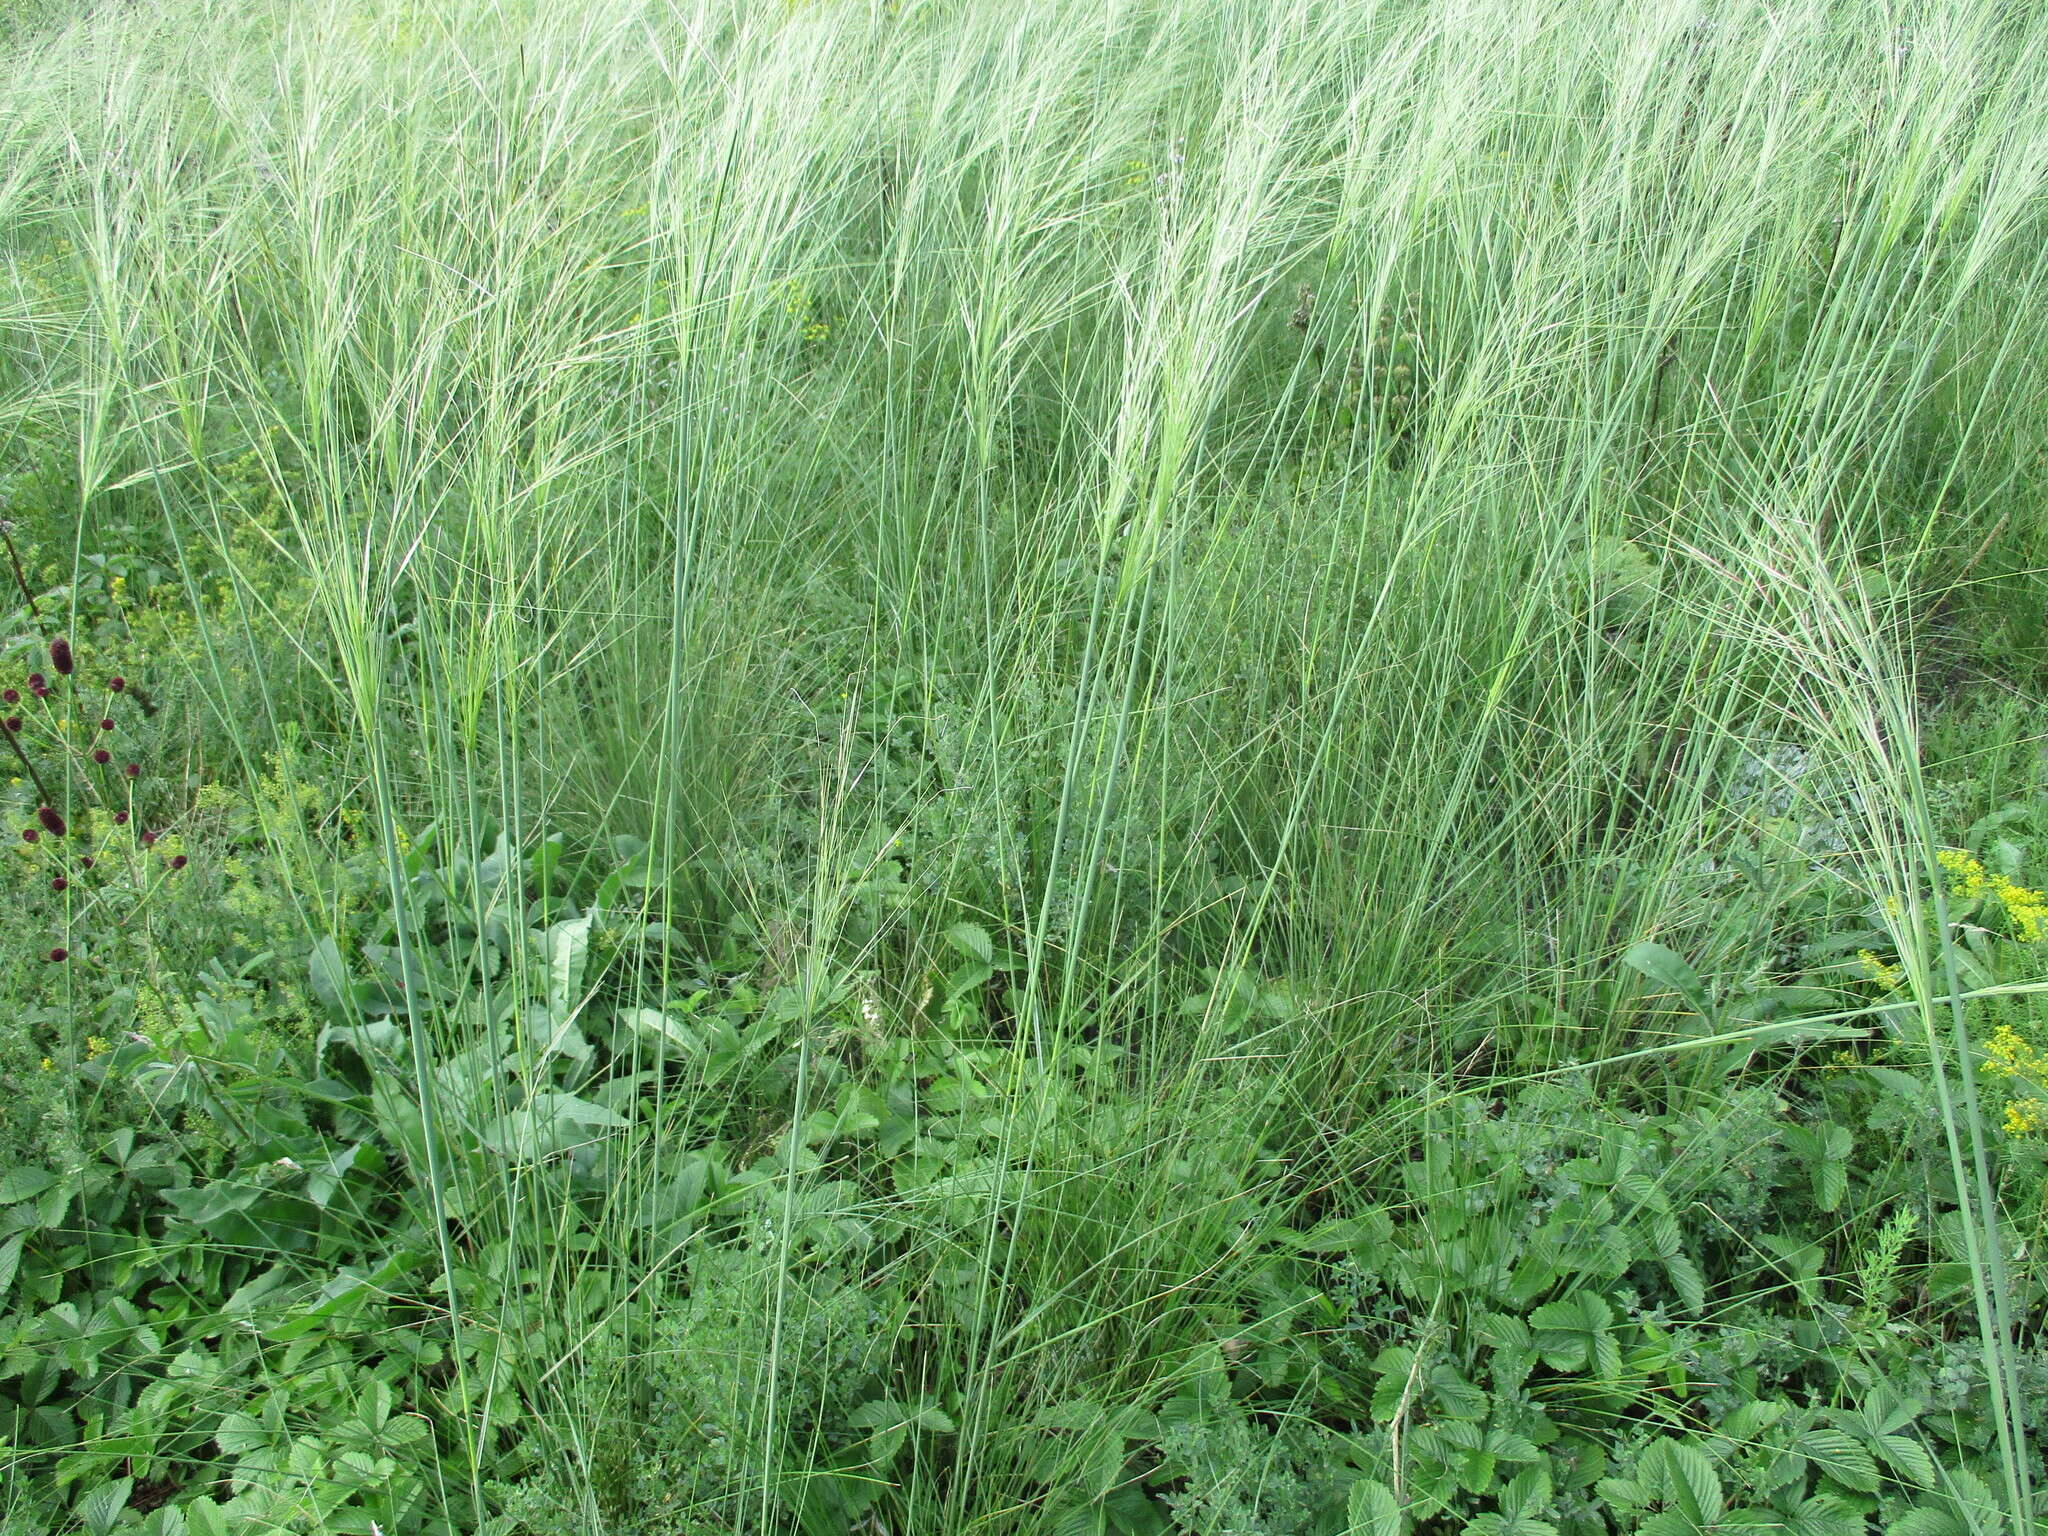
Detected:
left=1, top=717, right=53, bottom=803
left=0, top=519, right=38, bottom=619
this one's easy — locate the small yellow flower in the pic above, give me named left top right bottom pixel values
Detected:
left=1983, top=1024, right=2043, bottom=1079
left=2003, top=1097, right=2048, bottom=1137
left=1856, top=949, right=1904, bottom=991
left=85, top=1036, right=109, bottom=1058
left=39, top=1057, right=53, bottom=1072
left=1934, top=849, right=2048, bottom=941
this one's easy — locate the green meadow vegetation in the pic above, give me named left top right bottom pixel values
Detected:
left=2, top=0, right=2047, bottom=1530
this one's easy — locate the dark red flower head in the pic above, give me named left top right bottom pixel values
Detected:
left=2, top=717, right=18, bottom=733
left=37, top=806, right=67, bottom=837
left=50, top=876, right=66, bottom=891
left=79, top=855, right=94, bottom=867
left=0, top=688, right=15, bottom=704
left=140, top=830, right=157, bottom=846
left=19, top=828, right=36, bottom=843
left=48, top=947, right=67, bottom=963
left=49, top=638, right=74, bottom=675
left=26, top=673, right=44, bottom=690
left=169, top=854, right=187, bottom=870
left=108, top=676, right=125, bottom=692
left=123, top=763, right=139, bottom=777
left=92, top=749, right=110, bottom=764
left=99, top=719, right=114, bottom=732
left=112, top=812, right=128, bottom=825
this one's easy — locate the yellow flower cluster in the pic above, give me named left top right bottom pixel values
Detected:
left=1935, top=848, right=2048, bottom=942
left=1856, top=949, right=1904, bottom=990
left=1983, top=1024, right=2048, bottom=1139
left=783, top=278, right=831, bottom=343
left=1983, top=1023, right=2044, bottom=1079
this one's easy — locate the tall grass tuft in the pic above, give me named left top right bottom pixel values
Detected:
left=1, top=0, right=2044, bottom=1527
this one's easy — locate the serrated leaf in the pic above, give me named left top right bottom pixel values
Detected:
left=1799, top=1429, right=1881, bottom=1492
left=1477, top=1312, right=1533, bottom=1353
left=1035, top=1400, right=1109, bottom=1433
left=944, top=923, right=993, bottom=964
left=1646, top=1210, right=1682, bottom=1259
left=1875, top=1433, right=1938, bottom=1489
left=0, top=1167, right=56, bottom=1203
left=215, top=1410, right=269, bottom=1456
left=1665, top=1253, right=1706, bottom=1316
left=78, top=1479, right=133, bottom=1536
left=1787, top=1492, right=1867, bottom=1536
left=1347, top=1477, right=1403, bottom=1536
left=1596, top=1477, right=1650, bottom=1513
left=1488, top=1431, right=1543, bottom=1463
left=1433, top=1364, right=1492, bottom=1422
left=1658, top=1440, right=1725, bottom=1525
left=1885, top=1508, right=1964, bottom=1536
left=1721, top=1399, right=1790, bottom=1442
left=1505, top=1465, right=1554, bottom=1513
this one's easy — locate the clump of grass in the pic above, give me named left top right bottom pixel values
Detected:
left=0, top=0, right=2044, bottom=1529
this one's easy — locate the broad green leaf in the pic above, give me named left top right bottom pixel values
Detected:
left=618, top=1006, right=700, bottom=1061
left=481, top=1092, right=630, bottom=1162
left=545, top=914, right=594, bottom=1019
left=308, top=935, right=352, bottom=1021
left=0, top=1166, right=56, bottom=1203
left=1623, top=942, right=1713, bottom=1018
